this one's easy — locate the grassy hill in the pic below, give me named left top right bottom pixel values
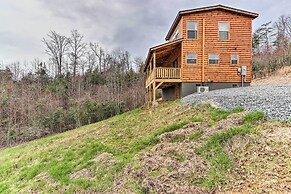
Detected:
left=0, top=101, right=290, bottom=193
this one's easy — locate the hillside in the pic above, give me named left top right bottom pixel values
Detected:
left=0, top=101, right=290, bottom=193
left=252, top=66, right=291, bottom=86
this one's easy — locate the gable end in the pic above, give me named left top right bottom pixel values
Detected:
left=165, top=4, right=258, bottom=41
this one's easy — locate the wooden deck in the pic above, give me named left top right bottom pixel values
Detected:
left=146, top=67, right=181, bottom=88
left=145, top=67, right=181, bottom=104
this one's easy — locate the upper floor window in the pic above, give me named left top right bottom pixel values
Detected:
left=187, top=53, right=197, bottom=64
left=187, top=21, right=198, bottom=39
left=173, top=29, right=179, bottom=40
left=231, top=54, right=238, bottom=65
left=219, top=22, right=229, bottom=40
left=209, top=54, right=219, bottom=64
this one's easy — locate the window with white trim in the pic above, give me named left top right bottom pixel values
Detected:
left=219, top=22, right=229, bottom=40
left=173, top=29, right=179, bottom=40
left=187, top=21, right=198, bottom=39
left=209, top=54, right=219, bottom=64
left=231, top=54, right=238, bottom=65
left=187, top=53, right=197, bottom=64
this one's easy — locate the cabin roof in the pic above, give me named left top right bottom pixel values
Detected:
left=144, top=38, right=182, bottom=72
left=165, top=4, right=259, bottom=41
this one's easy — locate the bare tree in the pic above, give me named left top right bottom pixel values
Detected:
left=273, top=15, right=291, bottom=52
left=261, top=21, right=274, bottom=52
left=252, top=21, right=274, bottom=54
left=68, top=30, right=87, bottom=77
left=253, top=15, right=291, bottom=78
left=86, top=50, right=97, bottom=72
left=90, top=42, right=105, bottom=72
left=1, top=29, right=147, bottom=149
left=8, top=61, right=21, bottom=80
left=133, top=57, right=145, bottom=73
left=42, top=31, right=69, bottom=76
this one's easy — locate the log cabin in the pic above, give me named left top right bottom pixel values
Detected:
left=144, top=5, right=258, bottom=103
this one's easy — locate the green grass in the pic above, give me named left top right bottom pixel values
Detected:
left=133, top=116, right=205, bottom=150
left=149, top=170, right=162, bottom=177
left=194, top=112, right=264, bottom=189
left=0, top=101, right=213, bottom=193
left=170, top=135, right=185, bottom=143
left=188, top=117, right=204, bottom=122
left=209, top=106, right=244, bottom=121
left=243, top=111, right=265, bottom=124
left=194, top=125, right=253, bottom=188
left=189, top=130, right=203, bottom=140
left=0, top=101, right=264, bottom=193
left=168, top=150, right=185, bottom=162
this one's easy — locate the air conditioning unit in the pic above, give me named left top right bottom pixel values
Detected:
left=197, top=86, right=209, bottom=93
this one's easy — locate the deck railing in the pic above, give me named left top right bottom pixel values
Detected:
left=146, top=67, right=181, bottom=86
left=156, top=67, right=180, bottom=79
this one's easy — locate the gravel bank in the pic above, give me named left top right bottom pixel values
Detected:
left=181, top=84, right=291, bottom=120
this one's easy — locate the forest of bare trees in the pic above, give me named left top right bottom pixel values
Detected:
left=0, top=30, right=145, bottom=149
left=252, top=15, right=291, bottom=78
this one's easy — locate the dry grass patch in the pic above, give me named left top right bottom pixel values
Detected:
left=224, top=122, right=291, bottom=193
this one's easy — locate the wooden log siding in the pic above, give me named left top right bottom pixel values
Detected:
left=179, top=10, right=253, bottom=83
left=144, top=5, right=257, bottom=103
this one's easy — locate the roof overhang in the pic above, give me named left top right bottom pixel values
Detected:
left=165, top=4, right=259, bottom=41
left=144, top=38, right=182, bottom=72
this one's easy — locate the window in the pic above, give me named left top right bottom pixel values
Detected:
left=187, top=21, right=198, bottom=39
left=173, top=58, right=178, bottom=68
left=173, top=29, right=179, bottom=40
left=209, top=54, right=219, bottom=64
left=219, top=22, right=229, bottom=40
left=231, top=54, right=238, bottom=65
left=187, top=53, right=197, bottom=64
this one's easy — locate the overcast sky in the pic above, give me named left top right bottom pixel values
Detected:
left=0, top=0, right=290, bottom=66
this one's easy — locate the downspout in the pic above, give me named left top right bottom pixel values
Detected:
left=202, top=18, right=205, bottom=84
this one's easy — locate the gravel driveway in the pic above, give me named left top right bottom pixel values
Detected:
left=181, top=84, right=291, bottom=120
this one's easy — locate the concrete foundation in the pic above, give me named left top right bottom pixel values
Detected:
left=162, top=85, right=176, bottom=101
left=162, top=82, right=250, bottom=100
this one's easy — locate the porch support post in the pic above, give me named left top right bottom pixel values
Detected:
left=150, top=55, right=152, bottom=75
left=153, top=51, right=156, bottom=69
left=149, top=84, right=152, bottom=102
left=153, top=51, right=157, bottom=103
left=145, top=87, right=147, bottom=103
left=153, top=81, right=156, bottom=102
left=146, top=66, right=148, bottom=79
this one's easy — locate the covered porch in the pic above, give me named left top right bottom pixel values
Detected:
left=144, top=39, right=182, bottom=104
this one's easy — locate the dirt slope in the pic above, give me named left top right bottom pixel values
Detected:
left=0, top=102, right=290, bottom=193
left=252, top=66, right=291, bottom=86
left=110, top=112, right=291, bottom=193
